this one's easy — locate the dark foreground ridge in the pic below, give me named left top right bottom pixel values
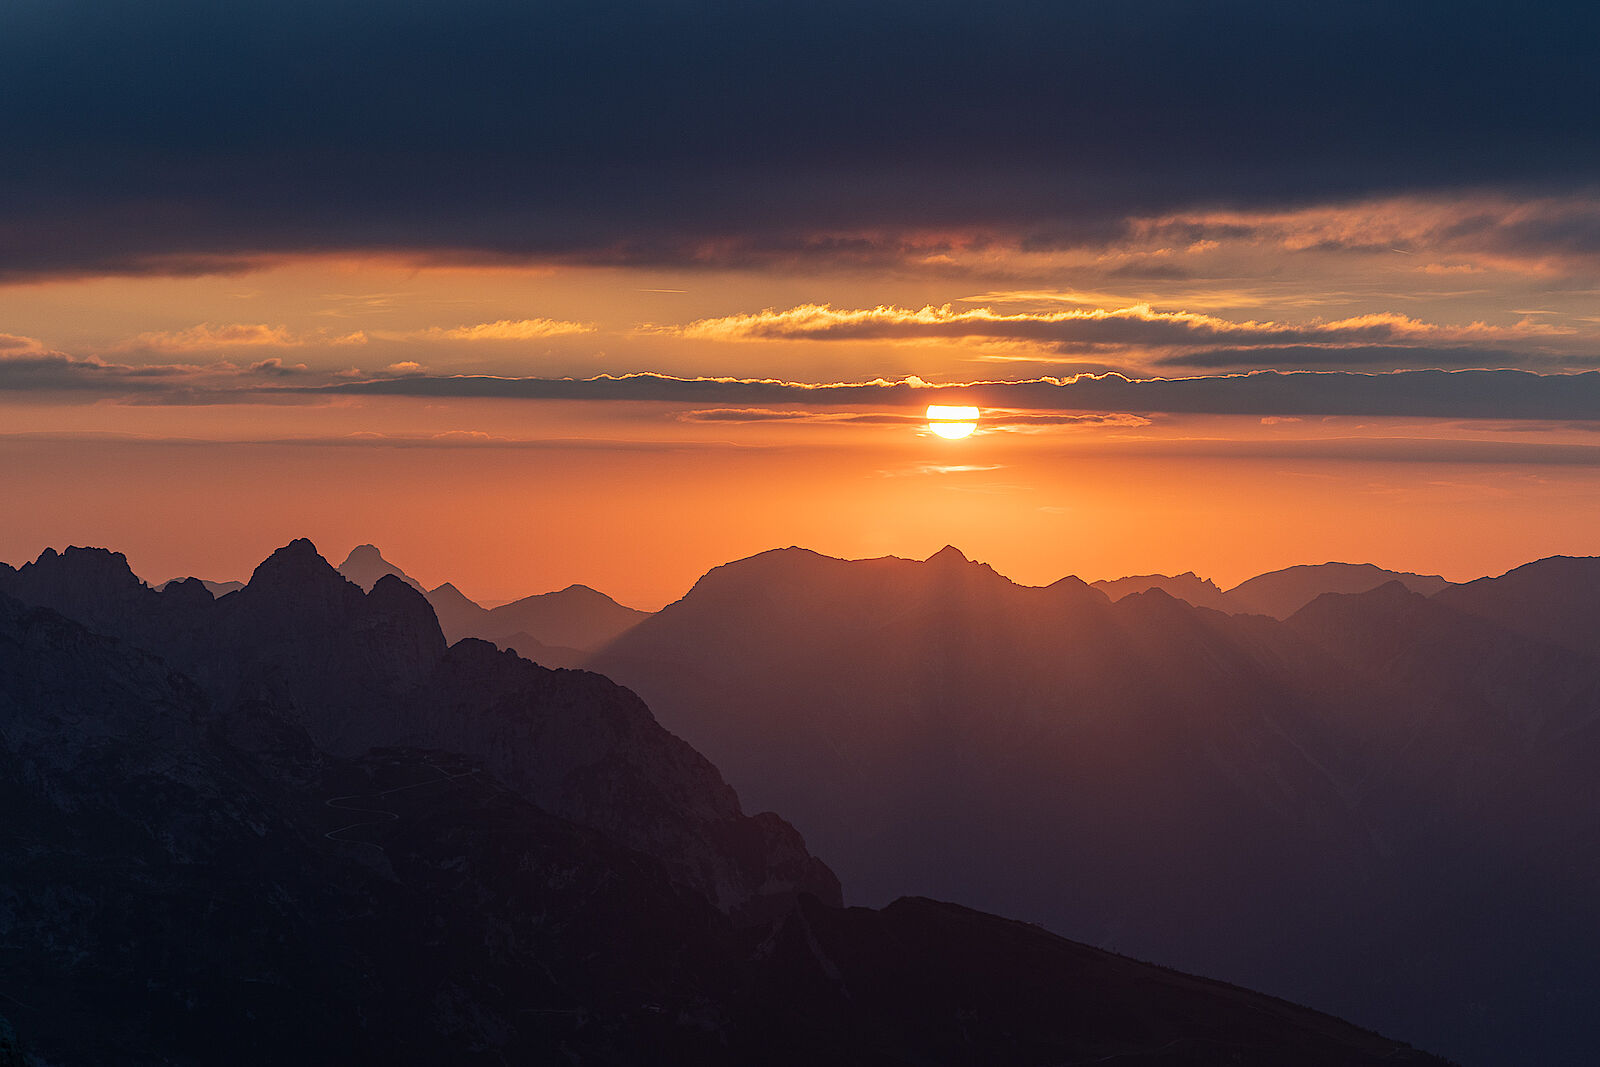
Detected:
left=0, top=541, right=1446, bottom=1065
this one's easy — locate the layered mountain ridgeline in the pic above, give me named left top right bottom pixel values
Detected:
left=337, top=544, right=648, bottom=668
left=1094, top=560, right=1454, bottom=617
left=592, top=546, right=1600, bottom=1066
left=0, top=553, right=1445, bottom=1065
left=3, top=541, right=832, bottom=920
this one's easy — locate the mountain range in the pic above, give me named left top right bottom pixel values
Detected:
left=0, top=541, right=1448, bottom=1065
left=1092, top=560, right=1453, bottom=617
left=338, top=544, right=647, bottom=668
left=591, top=545, right=1600, bottom=1065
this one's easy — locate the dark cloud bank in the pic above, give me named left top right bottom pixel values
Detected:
left=4, top=1, right=1600, bottom=276
left=319, top=368, right=1600, bottom=421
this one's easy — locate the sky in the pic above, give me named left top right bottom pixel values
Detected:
left=3, top=1, right=1599, bottom=608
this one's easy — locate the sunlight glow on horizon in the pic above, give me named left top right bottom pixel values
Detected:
left=926, top=404, right=980, bottom=439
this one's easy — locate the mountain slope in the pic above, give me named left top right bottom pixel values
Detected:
left=3, top=540, right=835, bottom=921
left=593, top=545, right=1600, bottom=1065
left=0, top=563, right=1445, bottom=1066
left=1432, top=555, right=1600, bottom=656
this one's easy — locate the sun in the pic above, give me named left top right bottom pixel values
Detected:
left=926, top=405, right=979, bottom=439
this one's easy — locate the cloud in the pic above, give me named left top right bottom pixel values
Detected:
left=0, top=333, right=47, bottom=353
left=396, top=318, right=595, bottom=342
left=881, top=464, right=1008, bottom=477
left=676, top=407, right=1151, bottom=429
left=2, top=2, right=1599, bottom=278
left=247, top=357, right=308, bottom=375
left=124, top=318, right=587, bottom=355
left=309, top=368, right=1600, bottom=421
left=1154, top=345, right=1529, bottom=369
left=662, top=303, right=1566, bottom=361
left=131, top=323, right=368, bottom=352
left=1126, top=195, right=1600, bottom=278
left=0, top=349, right=198, bottom=394
left=8, top=340, right=1600, bottom=424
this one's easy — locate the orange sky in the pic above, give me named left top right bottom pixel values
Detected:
left=3, top=235, right=1599, bottom=609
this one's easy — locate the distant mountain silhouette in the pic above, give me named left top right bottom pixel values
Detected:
left=0, top=545, right=1445, bottom=1066
left=336, top=542, right=425, bottom=592
left=1225, top=561, right=1453, bottom=617
left=442, top=583, right=648, bottom=656
left=593, top=545, right=1600, bottom=1065
left=1092, top=570, right=1232, bottom=610
left=1094, top=561, right=1454, bottom=617
left=157, top=577, right=244, bottom=597
left=337, top=543, right=648, bottom=664
left=1433, top=555, right=1600, bottom=655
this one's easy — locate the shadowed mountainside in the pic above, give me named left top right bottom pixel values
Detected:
left=6, top=540, right=833, bottom=920
left=0, top=546, right=1447, bottom=1066
left=592, top=545, right=1600, bottom=1065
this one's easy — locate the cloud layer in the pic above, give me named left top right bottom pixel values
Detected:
left=670, top=303, right=1560, bottom=348
left=3, top=1, right=1599, bottom=277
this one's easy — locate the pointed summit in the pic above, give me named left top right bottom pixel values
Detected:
left=925, top=544, right=969, bottom=565
left=246, top=539, right=354, bottom=600
left=337, top=544, right=425, bottom=593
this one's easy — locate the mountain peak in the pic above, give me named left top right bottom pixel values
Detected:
left=247, top=539, right=349, bottom=595
left=337, top=543, right=424, bottom=593
left=926, top=545, right=969, bottom=565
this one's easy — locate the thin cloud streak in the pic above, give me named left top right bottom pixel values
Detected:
left=660, top=303, right=1567, bottom=355
left=127, top=318, right=592, bottom=352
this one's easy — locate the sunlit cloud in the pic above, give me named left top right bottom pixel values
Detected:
left=122, top=318, right=590, bottom=355
left=312, top=368, right=1600, bottom=421
left=675, top=407, right=1149, bottom=429
left=397, top=318, right=595, bottom=342
left=130, top=323, right=368, bottom=352
left=1128, top=194, right=1600, bottom=278
left=660, top=303, right=1569, bottom=360
left=880, top=464, right=1008, bottom=477
left=0, top=333, right=48, bottom=353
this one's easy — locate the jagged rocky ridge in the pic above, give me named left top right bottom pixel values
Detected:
left=0, top=546, right=1448, bottom=1065
left=593, top=545, right=1600, bottom=1066
left=5, top=540, right=835, bottom=920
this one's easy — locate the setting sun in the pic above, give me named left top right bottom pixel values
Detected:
left=926, top=405, right=980, bottom=439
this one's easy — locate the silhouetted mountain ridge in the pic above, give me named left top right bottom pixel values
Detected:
left=593, top=544, right=1600, bottom=1065
left=0, top=548, right=1446, bottom=1066
left=3, top=540, right=833, bottom=921
left=1095, top=561, right=1454, bottom=617
left=335, top=543, right=649, bottom=665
